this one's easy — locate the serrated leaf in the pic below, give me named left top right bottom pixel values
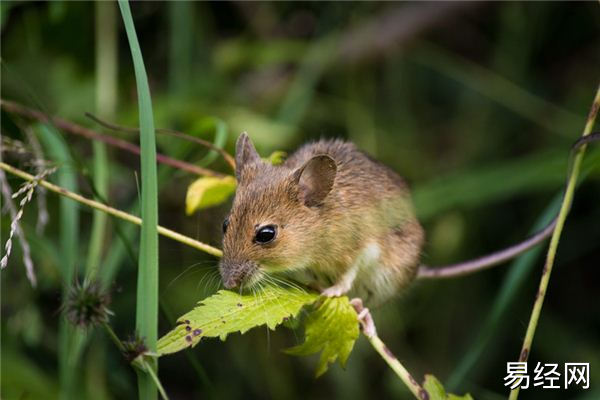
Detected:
left=285, top=296, right=359, bottom=377
left=157, top=286, right=318, bottom=355
left=185, top=175, right=236, bottom=215
left=423, top=375, right=474, bottom=400
left=264, top=150, right=287, bottom=165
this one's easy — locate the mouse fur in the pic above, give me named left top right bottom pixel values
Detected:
left=220, top=133, right=424, bottom=306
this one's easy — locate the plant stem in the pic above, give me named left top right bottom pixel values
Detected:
left=103, top=323, right=169, bottom=400
left=0, top=99, right=223, bottom=178
left=0, top=162, right=222, bottom=257
left=508, top=84, right=600, bottom=400
left=367, top=334, right=426, bottom=399
left=142, top=359, right=170, bottom=400
left=84, top=112, right=236, bottom=171
left=102, top=322, right=126, bottom=353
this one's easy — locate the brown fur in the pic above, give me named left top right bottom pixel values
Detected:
left=220, top=133, right=424, bottom=306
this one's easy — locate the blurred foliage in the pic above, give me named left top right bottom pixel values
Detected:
left=1, top=2, right=599, bottom=400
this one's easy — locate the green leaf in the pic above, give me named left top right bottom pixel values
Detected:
left=285, top=296, right=359, bottom=377
left=264, top=150, right=287, bottom=166
left=157, top=286, right=318, bottom=355
left=185, top=175, right=236, bottom=215
left=423, top=375, right=473, bottom=400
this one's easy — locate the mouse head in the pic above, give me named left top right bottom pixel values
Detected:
left=219, top=133, right=337, bottom=289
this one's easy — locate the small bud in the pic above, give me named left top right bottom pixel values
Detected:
left=122, top=333, right=149, bottom=363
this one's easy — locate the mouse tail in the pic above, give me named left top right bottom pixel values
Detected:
left=417, top=131, right=600, bottom=280
left=416, top=217, right=557, bottom=279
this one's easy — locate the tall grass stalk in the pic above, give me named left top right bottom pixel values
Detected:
left=118, top=1, right=160, bottom=399
left=36, top=125, right=80, bottom=399
left=509, top=84, right=600, bottom=400
left=447, top=196, right=562, bottom=389
left=86, top=1, right=117, bottom=281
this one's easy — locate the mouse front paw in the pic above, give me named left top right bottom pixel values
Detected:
left=321, top=282, right=351, bottom=298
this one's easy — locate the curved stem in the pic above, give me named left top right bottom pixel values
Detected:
left=509, top=84, right=600, bottom=400
left=0, top=99, right=223, bottom=178
left=141, top=359, right=170, bottom=400
left=0, top=162, right=223, bottom=258
left=85, top=112, right=236, bottom=171
left=367, top=334, right=426, bottom=399
left=352, top=299, right=426, bottom=399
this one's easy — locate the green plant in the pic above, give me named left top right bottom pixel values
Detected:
left=118, top=1, right=161, bottom=398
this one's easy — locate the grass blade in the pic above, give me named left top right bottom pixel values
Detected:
left=509, top=84, right=600, bottom=400
left=118, top=1, right=160, bottom=399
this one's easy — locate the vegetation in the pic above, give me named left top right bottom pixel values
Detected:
left=1, top=2, right=599, bottom=400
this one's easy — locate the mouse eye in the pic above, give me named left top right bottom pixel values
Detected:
left=222, top=218, right=230, bottom=234
left=254, top=225, right=277, bottom=244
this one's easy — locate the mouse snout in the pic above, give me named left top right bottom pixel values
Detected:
left=219, top=259, right=258, bottom=289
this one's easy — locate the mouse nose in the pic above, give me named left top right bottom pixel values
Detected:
left=219, top=260, right=257, bottom=289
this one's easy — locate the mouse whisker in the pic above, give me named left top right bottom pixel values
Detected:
left=164, top=262, right=217, bottom=292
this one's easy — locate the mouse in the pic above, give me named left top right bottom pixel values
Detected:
left=219, top=131, right=600, bottom=307
left=219, top=133, right=424, bottom=306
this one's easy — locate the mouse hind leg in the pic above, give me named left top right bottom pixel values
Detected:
left=362, top=222, right=424, bottom=306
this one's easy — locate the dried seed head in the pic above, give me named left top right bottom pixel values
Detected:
left=63, top=280, right=112, bottom=328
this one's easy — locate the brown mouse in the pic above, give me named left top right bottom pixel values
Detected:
left=220, top=133, right=424, bottom=306
left=220, top=131, right=600, bottom=308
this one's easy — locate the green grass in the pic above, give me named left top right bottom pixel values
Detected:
left=86, top=1, right=117, bottom=282
left=36, top=124, right=80, bottom=399
left=118, top=1, right=160, bottom=399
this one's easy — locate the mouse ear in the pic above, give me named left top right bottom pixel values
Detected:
left=292, top=155, right=337, bottom=207
left=235, top=132, right=260, bottom=180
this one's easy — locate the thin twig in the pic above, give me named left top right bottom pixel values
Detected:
left=85, top=112, right=236, bottom=171
left=0, top=161, right=223, bottom=258
left=352, top=299, right=426, bottom=399
left=102, top=323, right=169, bottom=400
left=103, top=322, right=126, bottom=353
left=0, top=99, right=224, bottom=177
left=367, top=334, right=427, bottom=400
left=141, top=358, right=170, bottom=400
left=509, top=84, right=600, bottom=399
